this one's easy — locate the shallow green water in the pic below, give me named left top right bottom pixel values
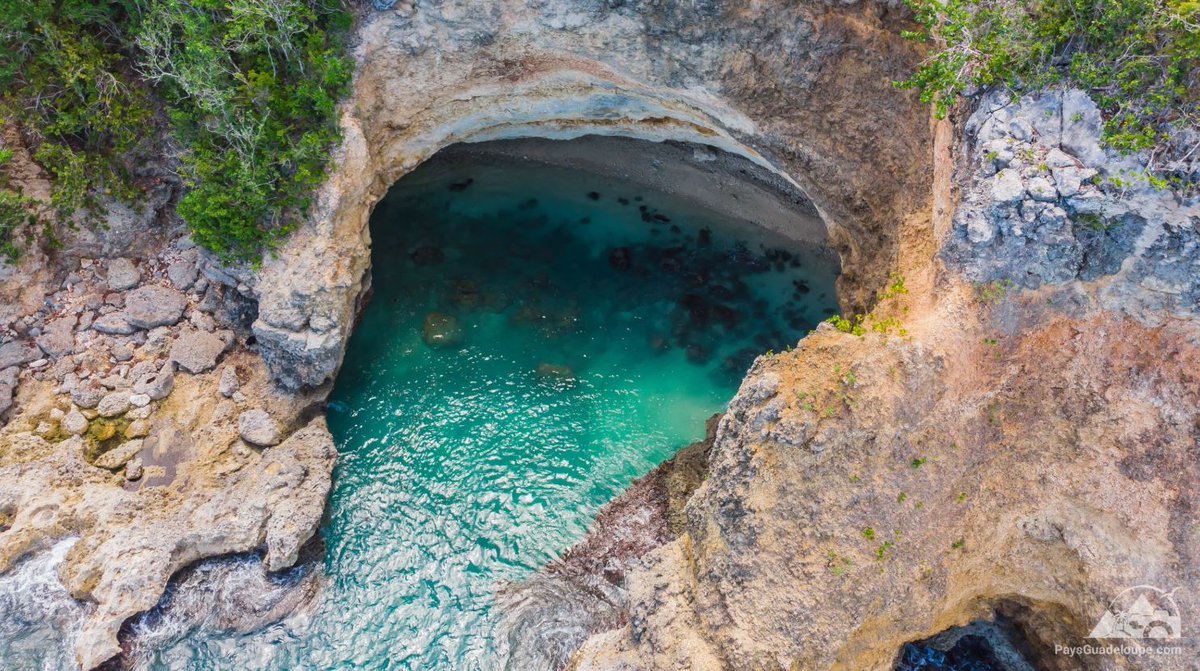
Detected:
left=103, top=146, right=838, bottom=670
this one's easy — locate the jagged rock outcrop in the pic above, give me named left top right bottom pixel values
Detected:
left=943, top=89, right=1200, bottom=323
left=566, top=91, right=1200, bottom=670
left=0, top=233, right=335, bottom=670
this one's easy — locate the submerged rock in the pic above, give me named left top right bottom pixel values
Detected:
left=411, top=245, right=445, bottom=266
left=535, top=362, right=575, bottom=380
left=421, top=312, right=462, bottom=348
left=607, top=247, right=632, bottom=271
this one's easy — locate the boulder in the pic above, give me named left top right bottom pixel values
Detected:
left=93, top=439, right=144, bottom=470
left=169, top=328, right=231, bottom=374
left=124, top=456, right=144, bottom=481
left=219, top=365, right=241, bottom=398
left=97, top=392, right=131, bottom=418
left=71, top=384, right=106, bottom=409
left=132, top=364, right=174, bottom=401
left=63, top=408, right=89, bottom=435
left=0, top=340, right=43, bottom=369
left=1026, top=176, right=1057, bottom=202
left=36, top=315, right=78, bottom=359
left=125, top=285, right=187, bottom=329
left=990, top=168, right=1025, bottom=205
left=92, top=312, right=137, bottom=335
left=105, top=258, right=140, bottom=291
left=238, top=409, right=282, bottom=447
left=167, top=258, right=198, bottom=290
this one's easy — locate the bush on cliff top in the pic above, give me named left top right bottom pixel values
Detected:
left=0, top=0, right=351, bottom=263
left=898, top=0, right=1199, bottom=182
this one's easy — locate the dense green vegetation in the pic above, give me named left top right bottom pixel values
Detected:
left=0, top=150, right=37, bottom=261
left=898, top=0, right=1198, bottom=179
left=0, top=0, right=351, bottom=262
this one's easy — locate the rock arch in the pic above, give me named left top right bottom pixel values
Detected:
left=245, top=2, right=933, bottom=389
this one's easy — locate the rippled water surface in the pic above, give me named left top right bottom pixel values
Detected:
left=0, top=145, right=839, bottom=670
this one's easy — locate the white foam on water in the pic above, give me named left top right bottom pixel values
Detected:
left=0, top=538, right=90, bottom=671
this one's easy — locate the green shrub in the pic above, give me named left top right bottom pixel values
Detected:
left=0, top=0, right=154, bottom=218
left=0, top=191, right=36, bottom=261
left=134, top=0, right=353, bottom=262
left=0, top=0, right=353, bottom=263
left=898, top=0, right=1199, bottom=180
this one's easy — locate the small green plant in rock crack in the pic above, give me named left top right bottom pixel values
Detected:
left=0, top=148, right=43, bottom=261
left=910, top=457, right=929, bottom=469
left=985, top=402, right=1001, bottom=425
left=875, top=540, right=896, bottom=561
left=861, top=527, right=876, bottom=541
left=983, top=336, right=1004, bottom=361
left=1075, top=212, right=1120, bottom=232
left=827, top=274, right=909, bottom=338
left=826, top=551, right=853, bottom=576
left=974, top=279, right=1013, bottom=305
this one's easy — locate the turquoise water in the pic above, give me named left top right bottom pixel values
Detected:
left=9, top=146, right=838, bottom=670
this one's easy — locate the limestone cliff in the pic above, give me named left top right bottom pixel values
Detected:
left=566, top=89, right=1200, bottom=670
left=0, top=1, right=1196, bottom=670
left=246, top=0, right=933, bottom=390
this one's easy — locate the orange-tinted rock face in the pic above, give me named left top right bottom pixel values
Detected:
left=567, top=82, right=1200, bottom=671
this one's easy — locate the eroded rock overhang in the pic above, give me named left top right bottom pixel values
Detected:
left=240, top=1, right=933, bottom=390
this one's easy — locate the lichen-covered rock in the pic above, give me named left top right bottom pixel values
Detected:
left=35, top=315, right=77, bottom=359
left=944, top=88, right=1200, bottom=319
left=124, top=284, right=187, bottom=329
left=167, top=258, right=198, bottom=290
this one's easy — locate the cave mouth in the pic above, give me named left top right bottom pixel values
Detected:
left=895, top=618, right=1041, bottom=671
left=118, top=135, right=841, bottom=668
